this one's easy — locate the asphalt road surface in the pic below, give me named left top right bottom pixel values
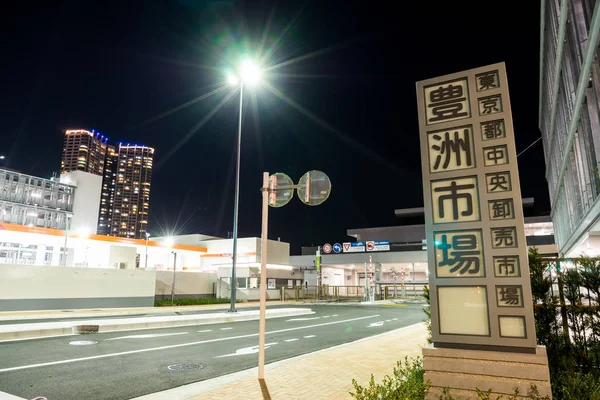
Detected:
left=0, top=304, right=424, bottom=400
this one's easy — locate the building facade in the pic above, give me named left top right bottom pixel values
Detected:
left=539, top=0, right=600, bottom=256
left=60, top=129, right=108, bottom=176
left=98, top=145, right=117, bottom=235
left=292, top=203, right=557, bottom=290
left=0, top=168, right=74, bottom=231
left=109, top=144, right=154, bottom=239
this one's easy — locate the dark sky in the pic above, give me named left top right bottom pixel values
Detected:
left=3, top=1, right=548, bottom=254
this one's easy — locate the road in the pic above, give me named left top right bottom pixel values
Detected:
left=0, top=303, right=424, bottom=400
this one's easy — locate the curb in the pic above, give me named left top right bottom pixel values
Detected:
left=0, top=308, right=313, bottom=342
left=0, top=301, right=297, bottom=322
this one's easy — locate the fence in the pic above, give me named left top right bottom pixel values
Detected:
left=284, top=284, right=427, bottom=302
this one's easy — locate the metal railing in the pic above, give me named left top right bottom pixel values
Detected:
left=284, top=284, right=427, bottom=302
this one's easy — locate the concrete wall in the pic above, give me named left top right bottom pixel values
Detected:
left=261, top=240, right=290, bottom=264
left=0, top=264, right=156, bottom=311
left=108, top=245, right=137, bottom=269
left=155, top=271, right=216, bottom=299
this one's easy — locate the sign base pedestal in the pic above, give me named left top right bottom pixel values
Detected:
left=422, top=344, right=552, bottom=399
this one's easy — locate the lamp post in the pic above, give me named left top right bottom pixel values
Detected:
left=170, top=251, right=177, bottom=306
left=144, top=232, right=150, bottom=269
left=62, top=214, right=72, bottom=267
left=226, top=59, right=261, bottom=313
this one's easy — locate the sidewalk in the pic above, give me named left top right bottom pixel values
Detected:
left=134, top=323, right=428, bottom=400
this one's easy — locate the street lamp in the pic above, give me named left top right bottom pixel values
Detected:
left=170, top=251, right=177, bottom=306
left=226, top=58, right=262, bottom=313
left=144, top=232, right=150, bottom=269
left=62, top=214, right=73, bottom=267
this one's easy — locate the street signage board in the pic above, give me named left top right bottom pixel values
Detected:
left=323, top=243, right=332, bottom=254
left=366, top=240, right=390, bottom=252
left=333, top=243, right=342, bottom=253
left=297, top=170, right=332, bottom=206
left=268, top=173, right=294, bottom=208
left=416, top=62, right=536, bottom=350
left=342, top=242, right=365, bottom=253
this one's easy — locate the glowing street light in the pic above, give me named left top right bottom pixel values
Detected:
left=239, top=59, right=261, bottom=86
left=226, top=58, right=262, bottom=313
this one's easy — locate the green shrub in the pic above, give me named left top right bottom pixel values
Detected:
left=422, top=285, right=432, bottom=344
left=557, top=371, right=600, bottom=400
left=350, top=357, right=430, bottom=400
left=154, top=297, right=232, bottom=307
left=349, top=357, right=548, bottom=399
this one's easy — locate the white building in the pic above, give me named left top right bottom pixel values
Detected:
left=538, top=0, right=600, bottom=256
left=59, top=171, right=102, bottom=235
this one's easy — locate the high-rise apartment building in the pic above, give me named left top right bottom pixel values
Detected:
left=539, top=0, right=600, bottom=256
left=108, top=144, right=154, bottom=239
left=61, top=129, right=108, bottom=176
left=61, top=130, right=155, bottom=239
left=97, top=145, right=118, bottom=235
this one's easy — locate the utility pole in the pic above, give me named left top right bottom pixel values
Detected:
left=170, top=251, right=177, bottom=306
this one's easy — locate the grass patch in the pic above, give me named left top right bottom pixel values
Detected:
left=154, top=297, right=233, bottom=307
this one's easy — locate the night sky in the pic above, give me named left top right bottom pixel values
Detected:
left=4, top=1, right=548, bottom=254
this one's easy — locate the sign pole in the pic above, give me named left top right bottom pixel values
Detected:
left=258, top=172, right=269, bottom=380
left=316, top=246, right=321, bottom=299
left=364, top=262, right=368, bottom=301
left=256, top=169, right=331, bottom=382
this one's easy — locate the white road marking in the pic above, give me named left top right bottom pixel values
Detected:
left=0, top=314, right=380, bottom=373
left=322, top=316, right=330, bottom=319
left=284, top=338, right=299, bottom=342
left=286, top=317, right=321, bottom=322
left=220, top=328, right=233, bottom=331
left=368, top=321, right=384, bottom=327
left=197, top=330, right=212, bottom=333
left=0, top=390, right=28, bottom=400
left=303, top=335, right=316, bottom=338
left=215, top=343, right=278, bottom=358
left=385, top=319, right=392, bottom=322
left=331, top=314, right=338, bottom=317
left=69, top=340, right=98, bottom=346
left=105, top=332, right=188, bottom=341
left=393, top=318, right=398, bottom=321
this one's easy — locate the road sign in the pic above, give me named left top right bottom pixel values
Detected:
left=323, top=243, right=332, bottom=254
left=333, top=243, right=342, bottom=253
left=297, top=170, right=332, bottom=206
left=366, top=240, right=390, bottom=252
left=268, top=173, right=294, bottom=208
left=343, top=242, right=365, bottom=252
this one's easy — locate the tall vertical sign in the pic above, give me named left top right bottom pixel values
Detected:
left=417, top=63, right=536, bottom=350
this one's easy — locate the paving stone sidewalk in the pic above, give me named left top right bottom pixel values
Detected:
left=189, top=323, right=427, bottom=400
